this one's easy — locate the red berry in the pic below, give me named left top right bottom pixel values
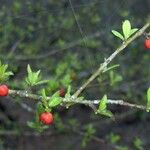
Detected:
left=59, top=87, right=65, bottom=97
left=0, top=85, right=9, bottom=96
left=39, top=112, right=53, bottom=125
left=144, top=38, right=150, bottom=49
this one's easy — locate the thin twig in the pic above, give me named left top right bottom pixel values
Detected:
left=8, top=39, right=22, bottom=58
left=73, top=23, right=150, bottom=98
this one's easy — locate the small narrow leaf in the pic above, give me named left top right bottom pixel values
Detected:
left=41, top=89, right=47, bottom=99
left=109, top=71, right=122, bottom=86
left=103, top=64, right=120, bottom=73
left=26, top=65, right=42, bottom=86
left=37, top=102, right=45, bottom=115
left=99, top=110, right=114, bottom=118
left=5, top=72, right=14, bottom=76
left=49, top=97, right=62, bottom=107
left=27, top=121, right=37, bottom=129
left=98, top=95, right=107, bottom=111
left=65, top=85, right=71, bottom=98
left=97, top=95, right=114, bottom=118
left=36, top=80, right=49, bottom=85
left=122, top=20, right=131, bottom=40
left=111, top=30, right=124, bottom=40
left=129, top=28, right=138, bottom=36
left=48, top=79, right=59, bottom=90
left=27, top=64, right=32, bottom=74
left=51, top=91, right=60, bottom=98
left=0, top=60, right=13, bottom=82
left=147, top=87, right=150, bottom=111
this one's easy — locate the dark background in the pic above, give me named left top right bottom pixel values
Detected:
left=0, top=0, right=150, bottom=149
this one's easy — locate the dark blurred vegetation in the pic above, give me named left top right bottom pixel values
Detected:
left=0, top=0, right=150, bottom=149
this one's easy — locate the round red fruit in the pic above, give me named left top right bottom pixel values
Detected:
left=59, top=87, right=65, bottom=97
left=39, top=112, right=53, bottom=125
left=0, top=85, right=9, bottom=96
left=144, top=38, right=150, bottom=49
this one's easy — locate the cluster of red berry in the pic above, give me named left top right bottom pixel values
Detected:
left=0, top=85, right=66, bottom=125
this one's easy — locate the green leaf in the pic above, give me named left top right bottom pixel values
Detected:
left=51, top=91, right=60, bottom=98
left=49, top=97, right=62, bottom=107
left=97, top=95, right=114, bottom=118
left=112, top=30, right=124, bottom=40
left=5, top=71, right=14, bottom=76
left=36, top=79, right=49, bottom=85
left=82, top=124, right=95, bottom=148
left=41, top=89, right=47, bottom=99
left=49, top=79, right=59, bottom=89
left=48, top=91, right=62, bottom=108
left=26, top=64, right=42, bottom=86
left=99, top=110, right=114, bottom=118
left=103, top=64, right=120, bottom=73
left=65, top=85, right=71, bottom=98
left=27, top=64, right=32, bottom=74
left=0, top=60, right=13, bottom=82
left=133, top=138, right=144, bottom=150
left=37, top=102, right=45, bottom=115
left=27, top=120, right=49, bottom=132
left=122, top=20, right=131, bottom=40
left=98, top=95, right=107, bottom=111
left=27, top=121, right=37, bottom=129
left=48, top=79, right=59, bottom=90
left=129, top=28, right=138, bottom=36
left=147, top=87, right=150, bottom=111
left=109, top=71, right=122, bottom=86
left=108, top=133, right=121, bottom=144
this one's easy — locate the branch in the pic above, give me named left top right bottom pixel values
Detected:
left=8, top=90, right=147, bottom=111
left=73, top=23, right=150, bottom=98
